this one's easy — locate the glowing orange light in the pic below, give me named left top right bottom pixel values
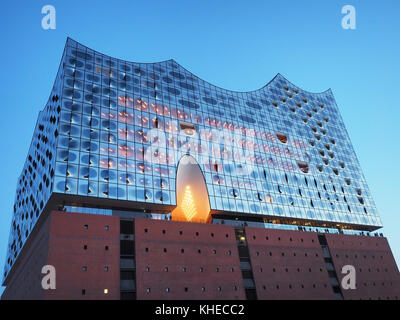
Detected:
left=181, top=186, right=197, bottom=222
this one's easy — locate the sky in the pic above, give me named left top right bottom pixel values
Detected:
left=0, top=0, right=399, bottom=296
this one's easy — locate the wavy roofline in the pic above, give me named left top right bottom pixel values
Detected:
left=67, top=37, right=332, bottom=96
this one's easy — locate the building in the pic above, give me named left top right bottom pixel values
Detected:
left=2, top=38, right=399, bottom=300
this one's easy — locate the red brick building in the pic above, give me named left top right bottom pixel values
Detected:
left=2, top=210, right=399, bottom=300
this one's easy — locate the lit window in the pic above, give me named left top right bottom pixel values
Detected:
left=104, top=289, right=108, bottom=294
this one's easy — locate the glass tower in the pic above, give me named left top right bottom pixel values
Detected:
left=3, top=38, right=382, bottom=281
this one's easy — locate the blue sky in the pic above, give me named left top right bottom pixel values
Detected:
left=0, top=0, right=399, bottom=295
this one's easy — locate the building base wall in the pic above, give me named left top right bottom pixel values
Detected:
left=2, top=211, right=120, bottom=300
left=2, top=211, right=399, bottom=300
left=325, top=233, right=400, bottom=300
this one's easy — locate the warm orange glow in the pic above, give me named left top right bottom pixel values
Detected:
left=181, top=186, right=197, bottom=222
left=172, top=156, right=211, bottom=223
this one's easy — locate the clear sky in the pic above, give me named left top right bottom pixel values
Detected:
left=0, top=0, right=399, bottom=295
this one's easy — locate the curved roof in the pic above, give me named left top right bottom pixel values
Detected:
left=67, top=37, right=331, bottom=96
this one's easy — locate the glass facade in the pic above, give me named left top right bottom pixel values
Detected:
left=3, top=38, right=382, bottom=280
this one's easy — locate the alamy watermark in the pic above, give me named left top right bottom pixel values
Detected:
left=41, top=265, right=56, bottom=290
left=341, top=5, right=356, bottom=30
left=41, top=5, right=56, bottom=30
left=341, top=265, right=356, bottom=290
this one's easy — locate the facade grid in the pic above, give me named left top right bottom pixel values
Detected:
left=3, top=38, right=382, bottom=283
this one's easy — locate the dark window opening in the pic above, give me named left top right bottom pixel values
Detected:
left=297, top=161, right=309, bottom=173
left=276, top=132, right=288, bottom=144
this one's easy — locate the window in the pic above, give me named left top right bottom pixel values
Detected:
left=104, top=289, right=109, bottom=294
left=104, top=266, right=109, bottom=272
left=180, top=121, right=196, bottom=136
left=84, top=224, right=88, bottom=229
left=82, top=289, right=86, bottom=295
left=83, top=245, right=87, bottom=250
left=82, top=266, right=87, bottom=272
left=297, top=161, right=309, bottom=173
left=276, top=132, right=288, bottom=144
left=105, top=225, right=109, bottom=231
